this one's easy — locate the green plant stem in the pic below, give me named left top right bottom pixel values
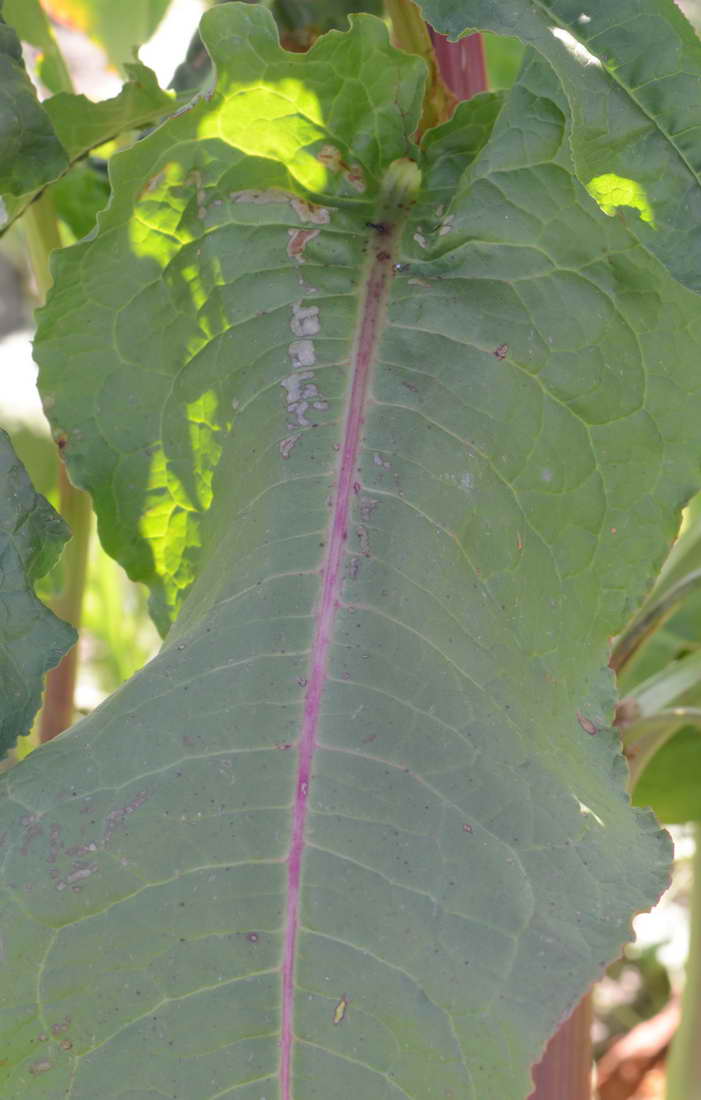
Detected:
left=666, top=824, right=701, bottom=1100
left=39, top=463, right=92, bottom=742
left=24, top=194, right=92, bottom=743
left=610, top=567, right=701, bottom=674
left=623, top=708, right=701, bottom=790
left=23, top=192, right=63, bottom=301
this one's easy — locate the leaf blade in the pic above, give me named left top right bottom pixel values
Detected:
left=4, top=7, right=696, bottom=1097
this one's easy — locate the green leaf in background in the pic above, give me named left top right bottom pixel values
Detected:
left=0, top=17, right=66, bottom=211
left=44, top=60, right=175, bottom=159
left=272, top=0, right=383, bottom=32
left=483, top=31, right=524, bottom=90
left=620, top=492, right=701, bottom=823
left=635, top=726, right=701, bottom=823
left=2, top=0, right=72, bottom=93
left=1, top=60, right=177, bottom=233
left=41, top=0, right=172, bottom=68
left=50, top=158, right=109, bottom=239
left=5, top=4, right=701, bottom=1096
left=417, top=0, right=701, bottom=295
left=170, top=0, right=384, bottom=94
left=0, top=431, right=75, bottom=757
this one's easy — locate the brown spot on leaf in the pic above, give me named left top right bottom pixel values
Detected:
left=577, top=711, right=598, bottom=735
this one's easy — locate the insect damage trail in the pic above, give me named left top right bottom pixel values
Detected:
left=280, top=159, right=420, bottom=1099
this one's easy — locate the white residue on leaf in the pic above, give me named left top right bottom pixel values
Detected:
left=373, top=454, right=390, bottom=469
left=288, top=340, right=316, bottom=369
left=280, top=434, right=301, bottom=459
left=551, top=27, right=600, bottom=66
left=413, top=231, right=428, bottom=249
left=291, top=303, right=320, bottom=338
left=438, top=215, right=455, bottom=236
left=282, top=370, right=315, bottom=426
left=279, top=199, right=332, bottom=460
left=281, top=317, right=327, bottom=443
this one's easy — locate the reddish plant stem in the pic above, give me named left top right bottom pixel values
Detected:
left=527, top=996, right=593, bottom=1099
left=428, top=29, right=488, bottom=101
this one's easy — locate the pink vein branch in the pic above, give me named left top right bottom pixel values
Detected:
left=280, top=160, right=420, bottom=1099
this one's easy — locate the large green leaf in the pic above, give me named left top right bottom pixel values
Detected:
left=0, top=431, right=75, bottom=757
left=5, top=5, right=700, bottom=1096
left=0, top=17, right=66, bottom=208
left=418, top=0, right=701, bottom=294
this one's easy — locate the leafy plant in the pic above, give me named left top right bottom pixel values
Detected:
left=3, top=1, right=701, bottom=1097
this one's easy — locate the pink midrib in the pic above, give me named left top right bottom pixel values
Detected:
left=279, top=226, right=399, bottom=1099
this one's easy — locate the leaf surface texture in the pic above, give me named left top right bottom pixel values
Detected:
left=3, top=7, right=699, bottom=1097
